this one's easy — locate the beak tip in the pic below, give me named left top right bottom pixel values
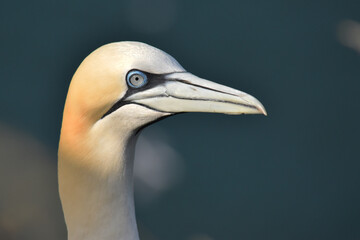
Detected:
left=241, top=94, right=267, bottom=116
left=257, top=105, right=267, bottom=116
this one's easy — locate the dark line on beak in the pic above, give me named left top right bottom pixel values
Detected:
left=174, top=79, right=242, bottom=98
left=100, top=70, right=255, bottom=120
left=100, top=100, right=169, bottom=120
left=167, top=95, right=258, bottom=109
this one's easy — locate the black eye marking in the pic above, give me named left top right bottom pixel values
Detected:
left=100, top=70, right=182, bottom=119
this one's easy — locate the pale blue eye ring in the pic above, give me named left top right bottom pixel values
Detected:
left=126, top=70, right=148, bottom=88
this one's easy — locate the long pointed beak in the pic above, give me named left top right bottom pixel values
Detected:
left=125, top=72, right=267, bottom=115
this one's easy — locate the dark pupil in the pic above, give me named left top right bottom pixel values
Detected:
left=131, top=74, right=143, bottom=86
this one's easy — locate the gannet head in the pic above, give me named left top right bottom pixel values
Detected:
left=62, top=41, right=266, bottom=139
left=59, top=42, right=267, bottom=239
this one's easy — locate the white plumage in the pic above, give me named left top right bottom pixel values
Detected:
left=58, top=42, right=266, bottom=240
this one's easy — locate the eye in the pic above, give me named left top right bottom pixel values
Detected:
left=126, top=70, right=148, bottom=88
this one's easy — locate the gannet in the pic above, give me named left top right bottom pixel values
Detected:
left=58, top=41, right=266, bottom=240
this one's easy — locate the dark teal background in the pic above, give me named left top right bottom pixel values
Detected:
left=1, top=0, right=360, bottom=239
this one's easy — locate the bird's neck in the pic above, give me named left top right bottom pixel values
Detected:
left=58, top=122, right=140, bottom=240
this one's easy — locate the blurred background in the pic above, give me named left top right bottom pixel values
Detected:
left=1, top=0, right=360, bottom=239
